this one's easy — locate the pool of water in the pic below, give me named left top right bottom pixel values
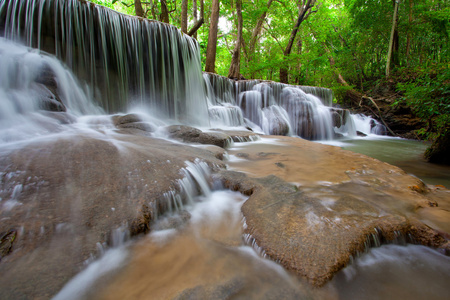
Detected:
left=323, top=136, right=450, bottom=188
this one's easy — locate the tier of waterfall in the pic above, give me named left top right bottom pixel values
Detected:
left=0, top=0, right=369, bottom=141
left=0, top=0, right=208, bottom=126
left=204, top=73, right=342, bottom=140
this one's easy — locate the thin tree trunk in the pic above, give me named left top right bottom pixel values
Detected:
left=193, top=0, right=198, bottom=38
left=247, top=0, right=274, bottom=62
left=160, top=0, right=170, bottom=24
left=135, top=0, right=145, bottom=18
left=295, top=37, right=302, bottom=84
left=205, top=0, right=220, bottom=73
left=228, top=0, right=243, bottom=79
left=181, top=0, right=188, bottom=33
left=280, top=0, right=316, bottom=83
left=405, top=0, right=413, bottom=65
left=386, top=0, right=400, bottom=78
left=188, top=0, right=204, bottom=37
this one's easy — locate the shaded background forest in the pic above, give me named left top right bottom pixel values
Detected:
left=91, top=0, right=449, bottom=157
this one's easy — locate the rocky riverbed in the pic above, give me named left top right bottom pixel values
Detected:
left=2, top=118, right=448, bottom=298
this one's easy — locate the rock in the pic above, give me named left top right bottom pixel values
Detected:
left=0, top=132, right=224, bottom=299
left=118, top=122, right=155, bottom=132
left=34, top=66, right=66, bottom=112
left=424, top=133, right=450, bottom=165
left=209, top=129, right=260, bottom=142
left=112, top=113, right=144, bottom=126
left=356, top=130, right=367, bottom=137
left=165, top=125, right=233, bottom=148
left=0, top=230, right=16, bottom=261
left=222, top=136, right=450, bottom=286
left=112, top=114, right=156, bottom=133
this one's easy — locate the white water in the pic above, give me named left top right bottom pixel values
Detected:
left=204, top=73, right=339, bottom=140
left=351, top=113, right=387, bottom=136
left=0, top=37, right=104, bottom=143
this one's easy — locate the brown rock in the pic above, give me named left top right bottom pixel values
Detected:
left=165, top=125, right=232, bottom=148
left=0, top=132, right=224, bottom=299
left=222, top=136, right=450, bottom=286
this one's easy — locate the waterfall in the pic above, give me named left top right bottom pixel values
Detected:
left=351, top=114, right=387, bottom=136
left=0, top=0, right=209, bottom=126
left=204, top=73, right=337, bottom=140
left=0, top=0, right=357, bottom=140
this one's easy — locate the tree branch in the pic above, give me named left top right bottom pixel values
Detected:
left=188, top=18, right=204, bottom=36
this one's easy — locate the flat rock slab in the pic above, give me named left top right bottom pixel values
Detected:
left=222, top=136, right=450, bottom=286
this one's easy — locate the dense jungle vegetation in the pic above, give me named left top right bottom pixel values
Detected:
left=91, top=0, right=450, bottom=162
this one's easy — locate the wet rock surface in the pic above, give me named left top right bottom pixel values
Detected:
left=165, top=125, right=259, bottom=148
left=0, top=131, right=224, bottom=299
left=112, top=113, right=156, bottom=133
left=0, top=130, right=449, bottom=298
left=223, top=136, right=450, bottom=286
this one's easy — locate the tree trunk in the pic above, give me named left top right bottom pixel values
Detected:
left=181, top=0, right=188, bottom=33
left=405, top=0, right=413, bottom=65
left=279, top=0, right=316, bottom=83
left=160, top=0, right=170, bottom=24
left=247, top=0, right=274, bottom=63
left=205, top=0, right=220, bottom=73
left=188, top=0, right=204, bottom=37
left=228, top=0, right=243, bottom=79
left=386, top=0, right=400, bottom=78
left=295, top=37, right=302, bottom=84
left=135, top=0, right=145, bottom=18
left=193, top=0, right=198, bottom=38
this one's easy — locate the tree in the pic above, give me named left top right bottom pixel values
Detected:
left=280, top=0, right=317, bottom=83
left=228, top=0, right=243, bottom=79
left=134, top=0, right=145, bottom=17
left=205, top=0, right=220, bottom=72
left=246, top=0, right=275, bottom=64
left=160, top=0, right=170, bottom=23
left=386, top=0, right=400, bottom=78
left=188, top=0, right=204, bottom=37
left=181, top=0, right=188, bottom=33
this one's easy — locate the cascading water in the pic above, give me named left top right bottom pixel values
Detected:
left=0, top=0, right=209, bottom=126
left=351, top=113, right=388, bottom=136
left=0, top=37, right=103, bottom=143
left=203, top=73, right=338, bottom=140
left=0, top=0, right=360, bottom=141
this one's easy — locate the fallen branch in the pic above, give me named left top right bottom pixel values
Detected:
left=361, top=96, right=396, bottom=136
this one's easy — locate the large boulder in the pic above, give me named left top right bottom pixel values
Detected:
left=222, top=136, right=450, bottom=286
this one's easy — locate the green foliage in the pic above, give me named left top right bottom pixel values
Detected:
left=397, top=65, right=450, bottom=139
